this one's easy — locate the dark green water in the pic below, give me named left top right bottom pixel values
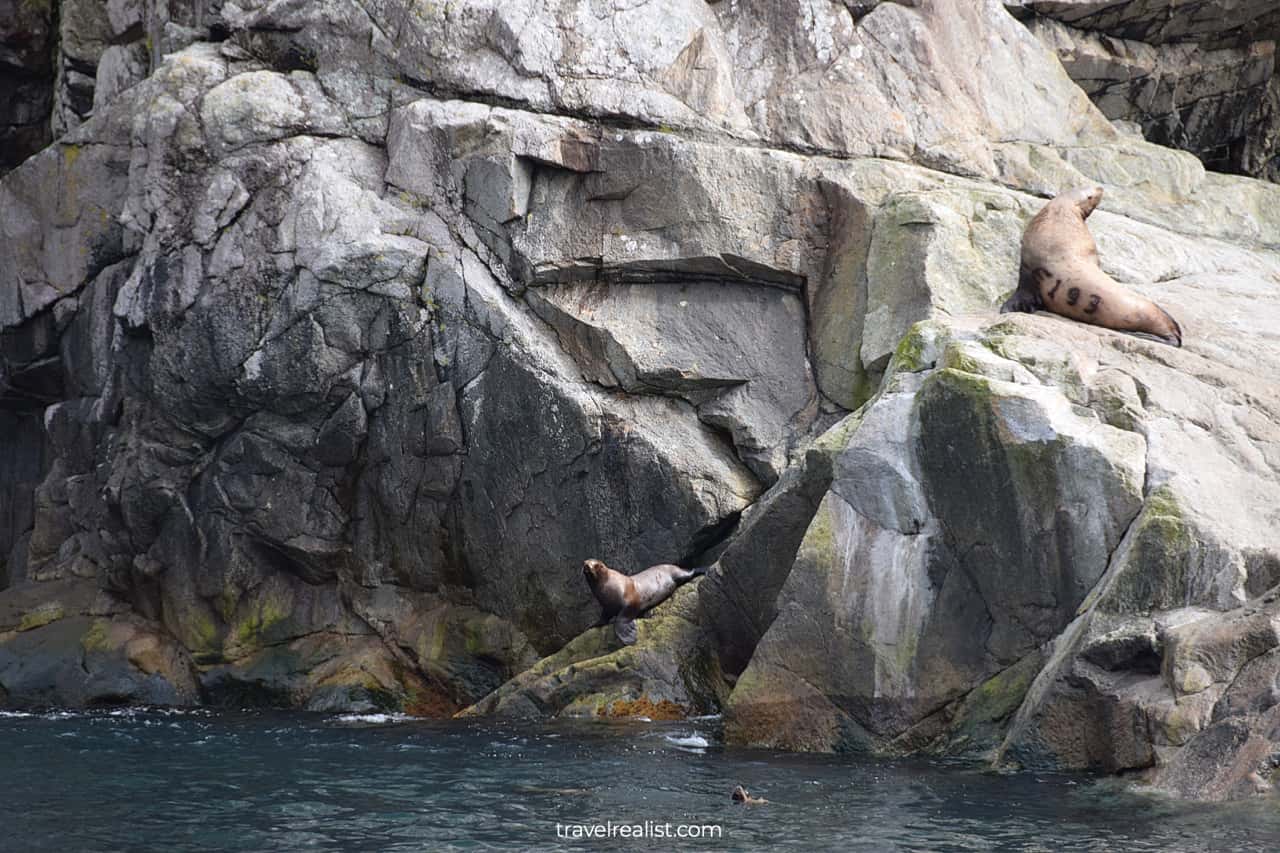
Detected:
left=2, top=708, right=1278, bottom=851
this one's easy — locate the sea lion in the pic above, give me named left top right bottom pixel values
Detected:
left=582, top=558, right=705, bottom=646
left=732, top=785, right=768, bottom=805
left=1000, top=185, right=1183, bottom=347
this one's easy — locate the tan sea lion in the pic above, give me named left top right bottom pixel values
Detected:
left=732, top=785, right=768, bottom=805
left=582, top=558, right=705, bottom=646
left=1000, top=185, right=1183, bottom=347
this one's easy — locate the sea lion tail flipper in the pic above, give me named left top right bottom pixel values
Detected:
left=1133, top=307, right=1183, bottom=347
left=614, top=617, right=638, bottom=646
left=673, top=566, right=707, bottom=586
left=1160, top=306, right=1183, bottom=348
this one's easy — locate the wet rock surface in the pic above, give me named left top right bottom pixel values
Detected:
left=2, top=0, right=1279, bottom=804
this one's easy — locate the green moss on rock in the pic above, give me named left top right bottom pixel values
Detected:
left=953, top=652, right=1043, bottom=730
left=941, top=345, right=987, bottom=376
left=812, top=410, right=866, bottom=457
left=794, top=496, right=837, bottom=575
left=229, top=590, right=291, bottom=653
left=1097, top=486, right=1197, bottom=615
left=931, top=365, right=996, bottom=398
left=18, top=603, right=66, bottom=633
left=420, top=617, right=449, bottom=663
left=61, top=142, right=80, bottom=170
left=187, top=610, right=224, bottom=664
left=80, top=619, right=111, bottom=652
left=889, top=320, right=947, bottom=374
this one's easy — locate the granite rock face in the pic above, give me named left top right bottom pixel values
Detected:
left=50, top=0, right=230, bottom=139
left=1, top=2, right=231, bottom=176
left=0, top=0, right=56, bottom=171
left=1010, top=1, right=1280, bottom=180
left=3, top=0, right=1280, bottom=804
left=1008, top=1, right=1280, bottom=48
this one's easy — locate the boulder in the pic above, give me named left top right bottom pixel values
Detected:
left=459, top=583, right=726, bottom=720
left=0, top=577, right=199, bottom=707
left=725, top=321, right=1150, bottom=752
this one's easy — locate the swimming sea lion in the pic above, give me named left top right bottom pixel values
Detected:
left=582, top=558, right=705, bottom=646
left=1000, top=185, right=1183, bottom=347
left=732, top=785, right=768, bottom=805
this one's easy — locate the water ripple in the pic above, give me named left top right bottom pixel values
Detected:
left=0, top=710, right=1278, bottom=851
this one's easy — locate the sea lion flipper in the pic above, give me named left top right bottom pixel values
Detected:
left=614, top=616, right=638, bottom=646
left=999, top=289, right=1042, bottom=314
left=1157, top=306, right=1183, bottom=347
left=1000, top=266, right=1044, bottom=314
left=1129, top=330, right=1183, bottom=348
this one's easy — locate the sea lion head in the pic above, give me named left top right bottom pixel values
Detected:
left=1063, top=184, right=1104, bottom=219
left=582, top=558, right=610, bottom=587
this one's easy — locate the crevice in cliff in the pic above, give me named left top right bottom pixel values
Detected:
left=522, top=287, right=767, bottom=476
left=1216, top=639, right=1280, bottom=714
left=218, top=624, right=372, bottom=661
left=369, top=78, right=1280, bottom=258
left=678, top=511, right=742, bottom=570
left=525, top=263, right=808, bottom=294
left=886, top=647, right=1045, bottom=757
left=390, top=72, right=665, bottom=136
left=1072, top=468, right=1154, bottom=620
left=341, top=585, right=458, bottom=694
left=943, top=540, right=1001, bottom=660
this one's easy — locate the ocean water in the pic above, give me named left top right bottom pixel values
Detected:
left=2, top=708, right=1278, bottom=852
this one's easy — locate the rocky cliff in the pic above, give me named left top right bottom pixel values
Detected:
left=1008, top=0, right=1280, bottom=181
left=2, top=0, right=1279, bottom=803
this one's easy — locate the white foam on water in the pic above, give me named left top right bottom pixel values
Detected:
left=0, top=710, right=79, bottom=720
left=104, top=707, right=210, bottom=717
left=331, top=713, right=410, bottom=725
left=0, top=707, right=214, bottom=722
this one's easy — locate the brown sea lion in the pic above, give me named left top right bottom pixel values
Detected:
left=732, top=785, right=768, bottom=805
left=1000, top=185, right=1183, bottom=347
left=582, top=558, right=705, bottom=646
